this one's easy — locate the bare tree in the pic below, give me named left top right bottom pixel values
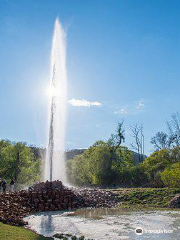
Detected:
left=130, top=123, right=144, bottom=162
left=151, top=131, right=170, bottom=150
left=167, top=112, right=180, bottom=147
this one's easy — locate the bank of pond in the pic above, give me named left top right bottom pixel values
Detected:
left=0, top=184, right=180, bottom=240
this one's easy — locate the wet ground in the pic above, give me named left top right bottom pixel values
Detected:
left=25, top=208, right=180, bottom=240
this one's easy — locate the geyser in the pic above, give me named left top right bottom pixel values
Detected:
left=45, top=18, right=67, bottom=182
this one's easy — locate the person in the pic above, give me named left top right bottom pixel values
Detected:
left=10, top=179, right=15, bottom=192
left=2, top=179, right=7, bottom=193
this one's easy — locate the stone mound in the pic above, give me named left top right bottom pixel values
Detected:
left=74, top=188, right=118, bottom=208
left=0, top=191, right=31, bottom=226
left=0, top=181, right=119, bottom=227
left=29, top=180, right=65, bottom=191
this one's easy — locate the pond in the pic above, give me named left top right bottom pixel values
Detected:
left=25, top=208, right=180, bottom=240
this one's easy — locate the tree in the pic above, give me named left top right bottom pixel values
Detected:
left=130, top=123, right=144, bottom=162
left=167, top=112, right=180, bottom=147
left=142, top=149, right=171, bottom=177
left=67, top=141, right=113, bottom=186
left=0, top=140, right=41, bottom=187
left=130, top=165, right=150, bottom=187
left=106, top=120, right=126, bottom=185
left=108, top=121, right=125, bottom=147
left=112, top=146, right=133, bottom=185
left=66, top=135, right=133, bottom=187
left=151, top=131, right=170, bottom=150
left=67, top=155, right=92, bottom=186
left=141, top=146, right=180, bottom=187
left=161, top=163, right=180, bottom=188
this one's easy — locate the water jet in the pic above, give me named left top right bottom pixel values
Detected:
left=45, top=18, right=67, bottom=182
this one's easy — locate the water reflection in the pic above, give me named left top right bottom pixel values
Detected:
left=39, top=213, right=54, bottom=236
left=74, top=208, right=131, bottom=219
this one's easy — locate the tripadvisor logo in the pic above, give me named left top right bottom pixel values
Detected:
left=135, top=227, right=173, bottom=235
left=135, top=227, right=143, bottom=235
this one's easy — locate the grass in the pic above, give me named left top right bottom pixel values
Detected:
left=0, top=222, right=53, bottom=240
left=110, top=187, right=180, bottom=209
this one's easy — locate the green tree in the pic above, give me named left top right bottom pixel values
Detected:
left=161, top=163, right=180, bottom=188
left=67, top=139, right=133, bottom=187
left=141, top=147, right=180, bottom=187
left=0, top=140, right=41, bottom=187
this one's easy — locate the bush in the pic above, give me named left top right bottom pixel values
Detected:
left=161, top=163, right=180, bottom=188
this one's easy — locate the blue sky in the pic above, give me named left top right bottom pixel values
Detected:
left=0, top=0, right=180, bottom=155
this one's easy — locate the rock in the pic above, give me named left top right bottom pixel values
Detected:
left=169, top=194, right=180, bottom=208
left=0, top=181, right=118, bottom=227
left=53, top=233, right=87, bottom=240
left=73, top=188, right=118, bottom=208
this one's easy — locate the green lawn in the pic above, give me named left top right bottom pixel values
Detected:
left=0, top=222, right=53, bottom=240
left=110, top=187, right=180, bottom=209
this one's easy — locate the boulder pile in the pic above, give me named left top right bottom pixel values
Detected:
left=0, top=181, right=119, bottom=227
left=0, top=191, right=31, bottom=226
left=0, top=180, right=79, bottom=226
left=28, top=180, right=78, bottom=212
left=74, top=188, right=119, bottom=208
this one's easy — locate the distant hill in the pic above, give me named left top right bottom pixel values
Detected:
left=131, top=150, right=146, bottom=164
left=66, top=149, right=86, bottom=160
left=32, top=147, right=146, bottom=165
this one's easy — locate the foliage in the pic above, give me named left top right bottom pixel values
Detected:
left=142, top=147, right=180, bottom=172
left=67, top=121, right=180, bottom=188
left=161, top=163, right=180, bottom=188
left=130, top=166, right=150, bottom=186
left=140, top=147, right=180, bottom=187
left=141, top=149, right=171, bottom=178
left=67, top=136, right=180, bottom=188
left=67, top=140, right=133, bottom=187
left=2, top=118, right=180, bottom=189
left=108, top=121, right=125, bottom=147
left=0, top=140, right=41, bottom=187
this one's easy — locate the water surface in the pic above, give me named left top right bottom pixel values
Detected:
left=25, top=208, right=180, bottom=240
